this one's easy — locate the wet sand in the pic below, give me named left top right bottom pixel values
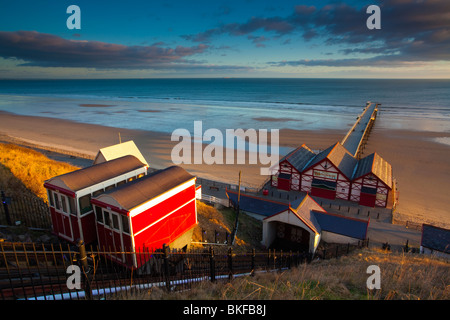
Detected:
left=0, top=111, right=449, bottom=227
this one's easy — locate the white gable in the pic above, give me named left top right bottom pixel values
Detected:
left=93, top=140, right=148, bottom=166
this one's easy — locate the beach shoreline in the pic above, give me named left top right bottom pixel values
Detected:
left=0, top=111, right=449, bottom=228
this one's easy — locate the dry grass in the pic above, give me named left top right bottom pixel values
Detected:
left=126, top=248, right=449, bottom=300
left=192, top=201, right=263, bottom=250
left=0, top=143, right=79, bottom=202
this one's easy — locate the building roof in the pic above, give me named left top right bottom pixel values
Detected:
left=94, top=166, right=195, bottom=212
left=280, top=144, right=316, bottom=172
left=93, top=140, right=148, bottom=166
left=304, top=142, right=358, bottom=179
left=289, top=194, right=325, bottom=234
left=226, top=190, right=288, bottom=217
left=421, top=224, right=450, bottom=254
left=45, top=155, right=147, bottom=193
left=352, top=152, right=393, bottom=188
left=312, top=210, right=369, bottom=240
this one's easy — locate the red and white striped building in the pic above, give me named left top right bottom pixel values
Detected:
left=271, top=142, right=393, bottom=208
left=300, top=143, right=357, bottom=201
left=350, top=152, right=392, bottom=208
left=271, top=144, right=315, bottom=192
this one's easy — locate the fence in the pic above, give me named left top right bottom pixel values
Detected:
left=1, top=191, right=51, bottom=230
left=0, top=239, right=368, bottom=300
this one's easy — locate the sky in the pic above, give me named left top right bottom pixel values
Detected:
left=0, top=0, right=449, bottom=79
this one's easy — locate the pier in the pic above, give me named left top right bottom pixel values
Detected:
left=341, top=101, right=379, bottom=159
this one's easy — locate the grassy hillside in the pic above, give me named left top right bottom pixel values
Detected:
left=0, top=143, right=79, bottom=202
left=125, top=247, right=450, bottom=300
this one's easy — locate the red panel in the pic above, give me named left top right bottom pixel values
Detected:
left=360, top=193, right=376, bottom=207
left=311, top=187, right=336, bottom=200
left=49, top=208, right=60, bottom=236
left=277, top=178, right=290, bottom=191
left=80, top=213, right=96, bottom=244
left=134, top=200, right=197, bottom=252
left=131, top=185, right=195, bottom=234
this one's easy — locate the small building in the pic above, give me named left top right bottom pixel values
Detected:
left=271, top=144, right=316, bottom=191
left=262, top=194, right=369, bottom=253
left=262, top=194, right=323, bottom=253
left=350, top=152, right=392, bottom=207
left=301, top=142, right=357, bottom=201
left=420, top=224, right=450, bottom=259
left=91, top=166, right=198, bottom=268
left=226, top=191, right=369, bottom=254
left=44, top=155, right=148, bottom=244
left=93, top=140, right=148, bottom=166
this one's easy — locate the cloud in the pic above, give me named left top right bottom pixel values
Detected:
left=0, top=30, right=212, bottom=69
left=182, top=0, right=450, bottom=66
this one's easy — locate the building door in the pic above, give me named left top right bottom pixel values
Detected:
left=277, top=173, right=291, bottom=191
left=359, top=187, right=377, bottom=207
left=52, top=192, right=74, bottom=242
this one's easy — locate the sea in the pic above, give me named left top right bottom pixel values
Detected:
left=0, top=78, right=449, bottom=145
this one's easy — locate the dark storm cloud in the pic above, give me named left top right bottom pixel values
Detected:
left=183, top=0, right=450, bottom=66
left=0, top=30, right=215, bottom=69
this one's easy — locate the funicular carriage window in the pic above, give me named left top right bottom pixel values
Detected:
left=95, top=206, right=104, bottom=223
left=104, top=210, right=111, bottom=227
left=79, top=194, right=92, bottom=214
left=112, top=213, right=120, bottom=231
left=105, top=185, right=115, bottom=192
left=68, top=197, right=76, bottom=215
left=116, top=180, right=126, bottom=187
left=93, top=189, right=104, bottom=197
left=48, top=190, right=54, bottom=207
left=54, top=193, right=60, bottom=210
left=122, top=216, right=130, bottom=234
left=61, top=195, right=67, bottom=213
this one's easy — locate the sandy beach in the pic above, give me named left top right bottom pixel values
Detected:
left=0, top=111, right=449, bottom=228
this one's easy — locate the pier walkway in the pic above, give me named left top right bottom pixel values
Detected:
left=341, top=102, right=379, bottom=159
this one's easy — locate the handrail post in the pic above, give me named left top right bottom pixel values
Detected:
left=77, top=239, right=92, bottom=300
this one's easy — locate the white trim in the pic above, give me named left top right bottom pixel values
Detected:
left=75, top=167, right=147, bottom=199
left=129, top=178, right=196, bottom=217
left=133, top=198, right=195, bottom=237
